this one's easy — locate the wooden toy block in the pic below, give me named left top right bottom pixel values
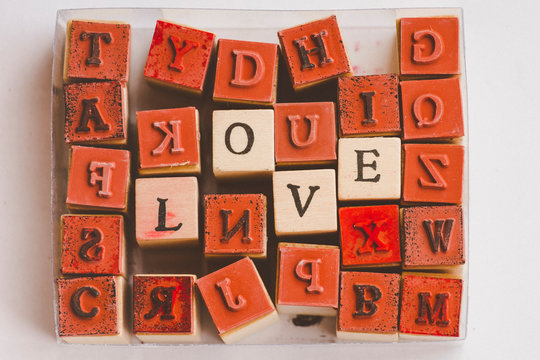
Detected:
left=399, top=17, right=460, bottom=76
left=135, top=177, right=198, bottom=247
left=273, top=169, right=337, bottom=236
left=338, top=137, right=401, bottom=201
left=401, top=206, right=464, bottom=270
left=64, top=20, right=130, bottom=82
left=143, top=20, right=215, bottom=94
left=339, top=205, right=401, bottom=268
left=274, top=102, right=337, bottom=166
left=196, top=257, right=278, bottom=344
left=338, top=74, right=400, bottom=137
left=56, top=276, right=129, bottom=344
left=276, top=243, right=340, bottom=316
left=66, top=146, right=130, bottom=211
left=213, top=39, right=279, bottom=105
left=133, top=274, right=200, bottom=343
left=137, top=107, right=200, bottom=175
left=337, top=272, right=400, bottom=342
left=212, top=109, right=274, bottom=179
left=278, top=15, right=352, bottom=90
left=401, top=78, right=464, bottom=140
left=204, top=194, right=267, bottom=258
left=399, top=273, right=463, bottom=339
left=61, top=215, right=125, bottom=276
left=64, top=81, right=128, bottom=145
left=402, top=143, right=464, bottom=204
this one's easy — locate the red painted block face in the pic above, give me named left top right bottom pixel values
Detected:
left=65, top=20, right=130, bottom=82
left=400, top=274, right=462, bottom=337
left=278, top=15, right=351, bottom=90
left=402, top=144, right=464, bottom=204
left=61, top=215, right=124, bottom=275
left=213, top=39, right=279, bottom=105
left=143, top=20, right=215, bottom=93
left=338, top=74, right=400, bottom=137
left=401, top=78, right=463, bottom=140
left=400, top=17, right=459, bottom=75
left=339, top=205, right=401, bottom=267
left=66, top=146, right=130, bottom=211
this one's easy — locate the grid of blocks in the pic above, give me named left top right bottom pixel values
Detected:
left=56, top=14, right=466, bottom=344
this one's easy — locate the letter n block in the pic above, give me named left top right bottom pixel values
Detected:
left=196, top=257, right=278, bottom=344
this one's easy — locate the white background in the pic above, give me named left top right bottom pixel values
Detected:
left=0, top=0, right=538, bottom=359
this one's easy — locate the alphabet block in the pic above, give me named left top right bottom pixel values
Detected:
left=213, top=39, right=279, bottom=105
left=56, top=276, right=129, bottom=344
left=338, top=137, right=401, bottom=201
left=143, top=20, right=215, bottom=94
left=337, top=272, right=400, bottom=342
left=61, top=215, right=125, bottom=275
left=278, top=15, right=352, bottom=90
left=276, top=243, right=340, bottom=316
left=402, top=143, right=464, bottom=204
left=212, top=109, right=274, bottom=179
left=133, top=274, right=200, bottom=343
left=273, top=169, right=337, bottom=236
left=399, top=17, right=460, bottom=75
left=339, top=205, right=401, bottom=268
left=204, top=194, right=267, bottom=258
left=64, top=20, right=130, bottom=82
left=274, top=102, right=337, bottom=165
left=137, top=107, right=200, bottom=175
left=135, top=177, right=198, bottom=247
left=196, top=257, right=278, bottom=344
left=66, top=146, right=130, bottom=211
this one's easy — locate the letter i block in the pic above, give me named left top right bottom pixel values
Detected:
left=337, top=272, right=400, bottom=342
left=135, top=177, right=198, bottom=247
left=402, top=144, right=464, bottom=204
left=278, top=15, right=352, bottom=90
left=143, top=20, right=215, bottom=94
left=56, top=276, right=129, bottom=344
left=276, top=243, right=340, bottom=316
left=399, top=274, right=463, bottom=339
left=133, top=275, right=200, bottom=343
left=196, top=257, right=278, bottom=344
left=213, top=39, right=279, bottom=105
left=64, top=20, right=130, bottom=82
left=137, top=107, right=200, bottom=175
left=66, top=146, right=130, bottom=211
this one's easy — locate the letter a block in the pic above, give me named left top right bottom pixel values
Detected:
left=196, top=257, right=278, bottom=344
left=133, top=275, right=200, bottom=343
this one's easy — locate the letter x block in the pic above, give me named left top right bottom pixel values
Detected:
left=196, top=257, right=278, bottom=344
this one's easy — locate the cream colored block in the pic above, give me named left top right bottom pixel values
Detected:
left=336, top=330, right=398, bottom=342
left=221, top=311, right=280, bottom=344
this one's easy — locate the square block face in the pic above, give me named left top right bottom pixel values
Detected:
left=212, top=110, right=274, bottom=178
left=274, top=102, right=337, bottom=165
left=135, top=177, right=198, bottom=247
left=400, top=17, right=459, bottom=75
left=65, top=20, right=130, bottom=82
left=401, top=78, right=464, bottom=140
left=338, top=137, right=401, bottom=201
left=278, top=15, right=351, bottom=90
left=64, top=81, right=127, bottom=145
left=213, top=39, right=279, bottom=105
left=338, top=74, right=400, bottom=137
left=273, top=169, right=337, bottom=236
left=204, top=194, right=266, bottom=257
left=143, top=20, right=215, bottom=93
left=61, top=215, right=124, bottom=275
left=400, top=275, right=462, bottom=337
left=339, top=205, right=401, bottom=268
left=137, top=107, right=200, bottom=174
left=66, top=146, right=130, bottom=211
left=403, top=144, right=464, bottom=204
left=402, top=206, right=464, bottom=269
